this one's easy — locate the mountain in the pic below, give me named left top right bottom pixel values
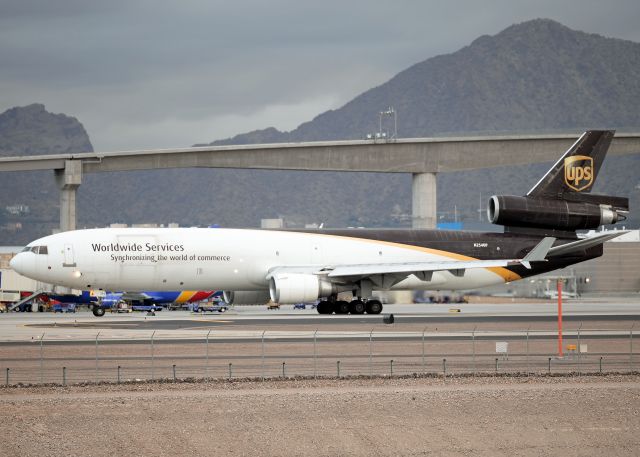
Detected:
left=0, top=105, right=93, bottom=243
left=207, top=19, right=640, bottom=145
left=0, top=104, right=92, bottom=157
left=1, top=19, right=639, bottom=245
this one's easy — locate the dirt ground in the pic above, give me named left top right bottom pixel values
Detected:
left=1, top=375, right=639, bottom=457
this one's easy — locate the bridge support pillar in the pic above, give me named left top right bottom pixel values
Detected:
left=412, top=172, right=437, bottom=229
left=55, top=160, right=82, bottom=232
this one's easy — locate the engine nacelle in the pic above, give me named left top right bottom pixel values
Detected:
left=488, top=195, right=626, bottom=231
left=222, top=290, right=271, bottom=305
left=269, top=273, right=335, bottom=304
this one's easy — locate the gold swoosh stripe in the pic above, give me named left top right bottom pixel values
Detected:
left=289, top=231, right=522, bottom=282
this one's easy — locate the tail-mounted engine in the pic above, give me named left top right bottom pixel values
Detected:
left=488, top=194, right=628, bottom=231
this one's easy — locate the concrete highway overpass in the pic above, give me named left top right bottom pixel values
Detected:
left=1, top=132, right=639, bottom=231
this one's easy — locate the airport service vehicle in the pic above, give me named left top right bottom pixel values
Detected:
left=110, top=301, right=133, bottom=313
left=193, top=302, right=228, bottom=313
left=267, top=302, right=281, bottom=310
left=10, top=131, right=629, bottom=316
left=131, top=304, right=163, bottom=313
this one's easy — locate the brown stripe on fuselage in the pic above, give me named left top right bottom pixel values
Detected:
left=266, top=227, right=598, bottom=282
left=279, top=228, right=527, bottom=282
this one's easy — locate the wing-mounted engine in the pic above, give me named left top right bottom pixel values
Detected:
left=488, top=194, right=628, bottom=231
left=269, top=273, right=338, bottom=304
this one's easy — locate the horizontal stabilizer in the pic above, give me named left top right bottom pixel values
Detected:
left=548, top=231, right=629, bottom=257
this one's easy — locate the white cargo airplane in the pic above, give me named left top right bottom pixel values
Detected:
left=10, top=131, right=629, bottom=316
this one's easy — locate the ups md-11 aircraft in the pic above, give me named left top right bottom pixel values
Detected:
left=10, top=131, right=629, bottom=316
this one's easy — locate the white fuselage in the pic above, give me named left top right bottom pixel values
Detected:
left=10, top=228, right=508, bottom=293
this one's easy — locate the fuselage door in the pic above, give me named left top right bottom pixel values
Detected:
left=63, top=244, right=76, bottom=267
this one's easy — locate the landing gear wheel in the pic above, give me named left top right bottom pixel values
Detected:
left=317, top=301, right=332, bottom=314
left=350, top=300, right=366, bottom=315
left=366, top=300, right=383, bottom=314
left=335, top=301, right=350, bottom=314
left=92, top=307, right=106, bottom=317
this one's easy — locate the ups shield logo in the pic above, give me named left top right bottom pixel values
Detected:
left=564, top=155, right=594, bottom=191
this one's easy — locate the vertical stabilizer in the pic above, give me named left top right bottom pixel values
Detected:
left=488, top=130, right=628, bottom=236
left=527, top=130, right=614, bottom=199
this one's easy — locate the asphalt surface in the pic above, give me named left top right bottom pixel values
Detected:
left=25, top=312, right=639, bottom=330
left=0, top=299, right=638, bottom=342
left=15, top=299, right=640, bottom=329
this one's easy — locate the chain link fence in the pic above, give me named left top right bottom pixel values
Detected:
left=1, top=327, right=638, bottom=386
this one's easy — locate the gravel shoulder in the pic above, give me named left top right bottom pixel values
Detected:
left=1, top=375, right=639, bottom=457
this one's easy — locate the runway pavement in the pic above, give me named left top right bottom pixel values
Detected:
left=1, top=299, right=638, bottom=342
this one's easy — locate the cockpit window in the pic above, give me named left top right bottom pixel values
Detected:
left=24, top=245, right=48, bottom=254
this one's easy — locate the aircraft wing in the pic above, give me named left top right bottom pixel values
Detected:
left=268, top=237, right=555, bottom=286
left=328, top=259, right=520, bottom=279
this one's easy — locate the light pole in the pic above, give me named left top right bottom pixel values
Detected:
left=378, top=107, right=397, bottom=140
left=557, top=279, right=563, bottom=358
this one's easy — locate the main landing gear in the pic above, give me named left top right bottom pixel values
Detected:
left=316, top=298, right=383, bottom=315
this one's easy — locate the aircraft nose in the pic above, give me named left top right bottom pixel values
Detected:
left=10, top=252, right=33, bottom=277
left=9, top=253, right=24, bottom=274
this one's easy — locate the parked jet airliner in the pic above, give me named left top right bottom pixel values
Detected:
left=10, top=131, right=629, bottom=315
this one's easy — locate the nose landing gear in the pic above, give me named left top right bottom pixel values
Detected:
left=91, top=306, right=106, bottom=317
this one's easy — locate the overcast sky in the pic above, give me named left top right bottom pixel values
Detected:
left=1, top=0, right=639, bottom=151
